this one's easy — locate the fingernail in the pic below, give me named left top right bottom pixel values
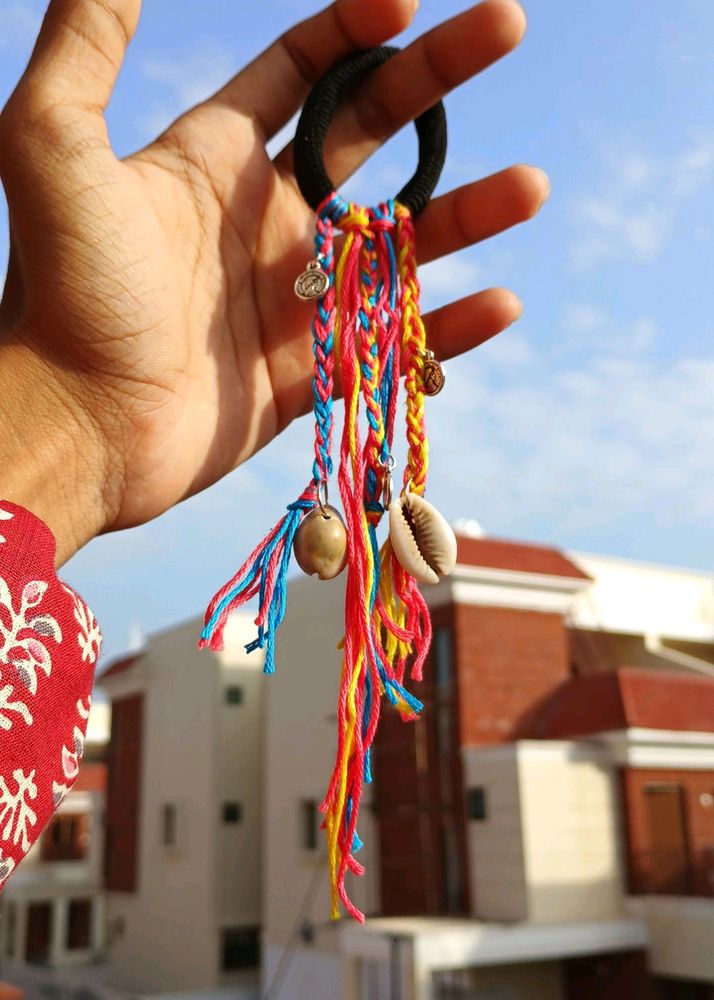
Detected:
left=535, top=167, right=551, bottom=204
left=510, top=298, right=524, bottom=324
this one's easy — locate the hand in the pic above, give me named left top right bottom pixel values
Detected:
left=0, top=0, right=548, bottom=564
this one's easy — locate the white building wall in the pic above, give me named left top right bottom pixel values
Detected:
left=215, top=613, right=266, bottom=927
left=262, top=575, right=381, bottom=998
left=626, top=896, right=714, bottom=984
left=464, top=741, right=625, bottom=925
left=517, top=742, right=625, bottom=923
left=570, top=552, right=714, bottom=643
left=104, top=614, right=265, bottom=993
left=105, top=621, right=219, bottom=991
left=462, top=746, right=528, bottom=922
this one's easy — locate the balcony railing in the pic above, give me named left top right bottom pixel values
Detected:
left=628, top=847, right=714, bottom=898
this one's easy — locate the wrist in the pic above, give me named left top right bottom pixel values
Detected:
left=0, top=332, right=113, bottom=565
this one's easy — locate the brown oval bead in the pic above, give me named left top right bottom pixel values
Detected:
left=293, top=505, right=348, bottom=580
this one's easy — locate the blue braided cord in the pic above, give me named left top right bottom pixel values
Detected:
left=363, top=672, right=373, bottom=785
left=368, top=524, right=381, bottom=610
left=310, top=210, right=336, bottom=484
left=345, top=796, right=364, bottom=853
left=363, top=747, right=372, bottom=786
left=201, top=497, right=311, bottom=677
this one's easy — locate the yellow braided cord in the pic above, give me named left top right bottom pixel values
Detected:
left=395, top=203, right=429, bottom=495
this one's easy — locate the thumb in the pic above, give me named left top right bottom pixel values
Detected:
left=19, top=0, right=141, bottom=115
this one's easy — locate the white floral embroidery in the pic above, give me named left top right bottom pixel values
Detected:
left=0, top=576, right=62, bottom=731
left=62, top=585, right=102, bottom=665
left=0, top=848, right=15, bottom=885
left=0, top=507, right=13, bottom=545
left=0, top=686, right=32, bottom=731
left=53, top=697, right=90, bottom=807
left=0, top=768, right=38, bottom=853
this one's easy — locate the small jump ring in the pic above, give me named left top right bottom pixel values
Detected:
left=317, top=479, right=331, bottom=518
left=379, top=453, right=396, bottom=472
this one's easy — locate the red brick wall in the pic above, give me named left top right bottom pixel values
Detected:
left=453, top=604, right=571, bottom=745
left=375, top=601, right=574, bottom=914
left=374, top=605, right=470, bottom=916
left=104, top=694, right=143, bottom=892
left=621, top=767, right=714, bottom=896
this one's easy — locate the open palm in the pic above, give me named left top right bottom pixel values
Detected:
left=0, top=0, right=547, bottom=561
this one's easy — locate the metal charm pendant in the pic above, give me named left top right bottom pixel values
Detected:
left=294, top=260, right=329, bottom=301
left=421, top=350, right=445, bottom=396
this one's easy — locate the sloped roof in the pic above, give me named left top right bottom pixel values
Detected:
left=532, top=667, right=714, bottom=738
left=99, top=654, right=142, bottom=681
left=456, top=535, right=591, bottom=581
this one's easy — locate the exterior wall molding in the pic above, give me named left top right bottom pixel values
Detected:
left=427, top=568, right=589, bottom=615
left=340, top=916, right=649, bottom=970
left=461, top=740, right=612, bottom=765
left=597, top=728, right=714, bottom=770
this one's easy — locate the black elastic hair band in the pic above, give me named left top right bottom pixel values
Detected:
left=293, top=46, right=448, bottom=219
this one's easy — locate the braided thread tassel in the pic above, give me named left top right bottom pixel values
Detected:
left=374, top=204, right=433, bottom=685
left=319, top=198, right=428, bottom=922
left=200, top=211, right=337, bottom=665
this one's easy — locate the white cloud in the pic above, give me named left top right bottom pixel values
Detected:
left=561, top=306, right=659, bottom=356
left=563, top=304, right=607, bottom=335
left=573, top=197, right=669, bottom=267
left=419, top=253, right=483, bottom=302
left=672, top=138, right=714, bottom=198
left=479, top=330, right=533, bottom=368
left=140, top=43, right=237, bottom=137
left=0, top=1, right=42, bottom=52
left=569, top=136, right=714, bottom=269
left=424, top=344, right=714, bottom=539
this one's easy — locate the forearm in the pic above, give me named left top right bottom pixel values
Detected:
left=0, top=332, right=110, bottom=565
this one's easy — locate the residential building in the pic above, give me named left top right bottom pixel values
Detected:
left=99, top=614, right=264, bottom=996
left=263, top=530, right=714, bottom=1000
left=0, top=701, right=109, bottom=969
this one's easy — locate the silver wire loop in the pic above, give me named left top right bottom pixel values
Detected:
left=317, top=479, right=331, bottom=518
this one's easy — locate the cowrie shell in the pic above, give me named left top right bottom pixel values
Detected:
left=389, top=493, right=457, bottom=585
left=293, top=505, right=347, bottom=580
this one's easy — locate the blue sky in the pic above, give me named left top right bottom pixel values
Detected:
left=1, top=0, right=713, bottom=663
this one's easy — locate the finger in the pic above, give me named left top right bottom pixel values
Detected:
left=15, top=0, right=141, bottom=115
left=416, top=165, right=550, bottom=264
left=204, top=0, right=416, bottom=141
left=423, top=288, right=523, bottom=361
left=273, top=0, right=526, bottom=182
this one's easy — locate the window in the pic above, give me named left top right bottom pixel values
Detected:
left=221, top=926, right=260, bottom=971
left=67, top=899, right=92, bottom=951
left=41, top=814, right=88, bottom=862
left=433, top=626, right=453, bottom=688
left=223, top=801, right=243, bottom=824
left=300, top=799, right=319, bottom=851
left=225, top=685, right=243, bottom=705
left=466, top=787, right=487, bottom=821
left=4, top=902, right=15, bottom=958
left=162, top=804, right=177, bottom=847
left=109, top=915, right=126, bottom=943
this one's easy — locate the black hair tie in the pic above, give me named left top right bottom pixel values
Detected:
left=293, top=46, right=448, bottom=218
